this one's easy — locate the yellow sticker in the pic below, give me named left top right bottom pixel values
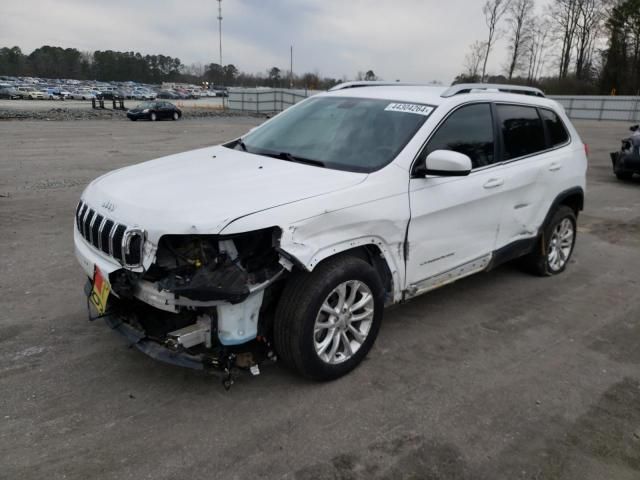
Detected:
left=89, top=266, right=110, bottom=315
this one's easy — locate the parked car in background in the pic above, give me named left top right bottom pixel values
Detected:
left=69, top=88, right=97, bottom=100
left=611, top=124, right=640, bottom=181
left=99, top=89, right=126, bottom=100
left=211, top=85, right=229, bottom=97
left=126, top=101, right=182, bottom=121
left=0, top=86, right=20, bottom=99
left=44, top=87, right=71, bottom=100
left=172, top=90, right=190, bottom=100
left=16, top=86, right=44, bottom=99
left=132, top=88, right=156, bottom=100
left=157, top=89, right=180, bottom=99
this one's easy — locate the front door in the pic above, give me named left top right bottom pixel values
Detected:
left=405, top=103, right=505, bottom=294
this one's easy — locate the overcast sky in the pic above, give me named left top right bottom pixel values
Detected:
left=1, top=0, right=518, bottom=84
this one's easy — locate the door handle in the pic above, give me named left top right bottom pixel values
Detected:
left=549, top=162, right=562, bottom=172
left=483, top=178, right=504, bottom=189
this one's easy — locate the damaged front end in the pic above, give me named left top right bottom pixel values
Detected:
left=94, top=227, right=286, bottom=387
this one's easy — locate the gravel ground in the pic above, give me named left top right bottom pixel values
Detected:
left=0, top=97, right=234, bottom=121
left=0, top=119, right=639, bottom=480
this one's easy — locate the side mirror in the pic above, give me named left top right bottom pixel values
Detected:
left=424, top=150, right=472, bottom=177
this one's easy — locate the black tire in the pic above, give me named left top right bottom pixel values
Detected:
left=521, top=206, right=577, bottom=276
left=172, top=111, right=179, bottom=121
left=615, top=170, right=633, bottom=181
left=274, top=255, right=384, bottom=380
left=150, top=112, right=157, bottom=122
left=129, top=117, right=137, bottom=121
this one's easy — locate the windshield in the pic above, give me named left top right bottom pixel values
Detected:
left=232, top=96, right=434, bottom=172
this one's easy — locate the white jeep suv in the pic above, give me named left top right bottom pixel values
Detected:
left=74, top=82, right=587, bottom=383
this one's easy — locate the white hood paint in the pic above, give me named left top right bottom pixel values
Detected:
left=82, top=145, right=367, bottom=241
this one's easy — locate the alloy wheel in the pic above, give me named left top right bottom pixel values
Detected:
left=547, top=218, right=574, bottom=272
left=313, top=280, right=375, bottom=365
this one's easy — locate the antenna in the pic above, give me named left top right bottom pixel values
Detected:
left=290, top=45, right=293, bottom=88
left=217, top=0, right=223, bottom=66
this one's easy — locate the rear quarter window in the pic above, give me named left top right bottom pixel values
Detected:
left=496, top=104, right=546, bottom=160
left=540, top=109, right=570, bottom=147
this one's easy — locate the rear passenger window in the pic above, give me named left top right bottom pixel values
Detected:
left=497, top=105, right=546, bottom=160
left=540, top=109, right=569, bottom=146
left=423, top=103, right=495, bottom=169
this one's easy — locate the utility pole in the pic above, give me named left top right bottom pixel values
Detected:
left=289, top=45, right=293, bottom=89
left=217, top=0, right=223, bottom=66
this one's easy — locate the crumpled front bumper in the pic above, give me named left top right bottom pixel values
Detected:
left=105, top=314, right=207, bottom=370
left=84, top=280, right=207, bottom=371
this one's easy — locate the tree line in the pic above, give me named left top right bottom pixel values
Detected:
left=0, top=45, right=344, bottom=90
left=0, top=46, right=183, bottom=84
left=458, top=0, right=640, bottom=95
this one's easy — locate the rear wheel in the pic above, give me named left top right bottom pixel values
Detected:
left=522, top=206, right=577, bottom=276
left=274, top=256, right=384, bottom=380
left=150, top=112, right=157, bottom=122
left=615, top=170, right=633, bottom=181
left=172, top=111, right=179, bottom=121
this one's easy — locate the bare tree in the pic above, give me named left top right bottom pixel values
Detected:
left=505, top=0, right=535, bottom=79
left=465, top=41, right=487, bottom=80
left=574, top=0, right=606, bottom=79
left=553, top=0, right=583, bottom=79
left=529, top=19, right=552, bottom=81
left=481, top=0, right=512, bottom=81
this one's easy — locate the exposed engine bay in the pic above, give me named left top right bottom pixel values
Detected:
left=96, top=227, right=286, bottom=388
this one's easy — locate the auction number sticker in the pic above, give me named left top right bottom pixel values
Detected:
left=384, top=103, right=434, bottom=116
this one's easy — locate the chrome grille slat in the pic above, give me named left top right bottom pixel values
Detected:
left=97, top=216, right=108, bottom=252
left=108, top=222, right=118, bottom=258
left=100, top=219, right=115, bottom=255
left=88, top=212, right=99, bottom=245
left=83, top=209, right=94, bottom=239
left=78, top=203, right=88, bottom=232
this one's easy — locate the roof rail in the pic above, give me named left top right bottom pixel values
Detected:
left=329, top=81, right=434, bottom=91
left=441, top=83, right=545, bottom=98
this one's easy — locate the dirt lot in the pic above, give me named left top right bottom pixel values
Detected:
left=1, top=118, right=639, bottom=480
left=0, top=97, right=224, bottom=111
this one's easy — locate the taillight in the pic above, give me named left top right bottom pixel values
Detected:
left=584, top=143, right=589, bottom=158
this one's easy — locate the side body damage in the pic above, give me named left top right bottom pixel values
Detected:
left=74, top=164, right=409, bottom=384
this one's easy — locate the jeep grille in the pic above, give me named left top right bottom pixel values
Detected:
left=75, top=201, right=144, bottom=267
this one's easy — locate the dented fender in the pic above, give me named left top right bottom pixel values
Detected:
left=220, top=166, right=412, bottom=303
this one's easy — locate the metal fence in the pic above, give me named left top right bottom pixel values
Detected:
left=550, top=95, right=640, bottom=122
left=225, top=88, right=317, bottom=114
left=225, top=89, right=640, bottom=122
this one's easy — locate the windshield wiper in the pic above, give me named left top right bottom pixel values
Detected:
left=269, top=152, right=326, bottom=168
left=233, top=138, right=248, bottom=151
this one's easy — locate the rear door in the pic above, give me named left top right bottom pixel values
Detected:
left=157, top=102, right=170, bottom=118
left=492, top=103, right=550, bottom=248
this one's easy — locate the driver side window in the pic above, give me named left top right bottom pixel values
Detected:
left=419, top=103, right=495, bottom=169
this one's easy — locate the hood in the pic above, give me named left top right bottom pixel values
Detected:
left=82, top=145, right=366, bottom=240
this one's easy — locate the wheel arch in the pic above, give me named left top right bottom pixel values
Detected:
left=280, top=238, right=402, bottom=305
left=541, top=187, right=584, bottom=232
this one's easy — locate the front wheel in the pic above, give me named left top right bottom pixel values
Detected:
left=172, top=111, right=179, bottom=121
left=150, top=112, right=157, bottom=121
left=274, top=256, right=384, bottom=380
left=522, top=206, right=577, bottom=276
